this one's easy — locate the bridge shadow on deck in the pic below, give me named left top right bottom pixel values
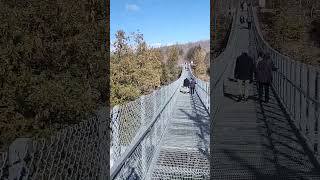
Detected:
left=191, top=93, right=210, bottom=158
left=178, top=93, right=210, bottom=159
left=255, top=86, right=320, bottom=179
left=212, top=82, right=320, bottom=179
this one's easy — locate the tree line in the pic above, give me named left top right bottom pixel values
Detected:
left=185, top=45, right=210, bottom=81
left=258, top=0, right=320, bottom=65
left=110, top=30, right=182, bottom=107
left=0, top=0, right=107, bottom=150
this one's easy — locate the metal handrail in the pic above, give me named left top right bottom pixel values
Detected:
left=110, top=81, right=181, bottom=179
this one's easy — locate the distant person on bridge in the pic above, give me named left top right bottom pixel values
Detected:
left=255, top=53, right=277, bottom=103
left=255, top=51, right=264, bottom=69
left=240, top=1, right=244, bottom=11
left=190, top=78, right=196, bottom=95
left=240, top=15, right=245, bottom=24
left=183, top=78, right=190, bottom=87
left=254, top=51, right=264, bottom=81
left=243, top=1, right=248, bottom=12
left=247, top=15, right=252, bottom=29
left=256, top=51, right=264, bottom=62
left=234, top=50, right=254, bottom=102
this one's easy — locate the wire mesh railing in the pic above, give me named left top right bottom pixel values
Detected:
left=110, top=68, right=186, bottom=179
left=210, top=6, right=238, bottom=119
left=0, top=69, right=185, bottom=180
left=188, top=64, right=210, bottom=113
left=0, top=108, right=109, bottom=180
left=250, top=6, right=320, bottom=161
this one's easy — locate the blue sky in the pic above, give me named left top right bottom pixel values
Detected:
left=110, top=0, right=210, bottom=48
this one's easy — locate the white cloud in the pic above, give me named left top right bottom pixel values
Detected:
left=150, top=42, right=162, bottom=48
left=125, top=4, right=140, bottom=11
left=166, top=43, right=174, bottom=46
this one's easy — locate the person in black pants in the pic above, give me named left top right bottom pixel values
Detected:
left=255, top=53, right=277, bottom=103
left=247, top=16, right=252, bottom=29
left=240, top=1, right=244, bottom=11
left=234, top=50, right=254, bottom=101
left=190, top=78, right=196, bottom=94
left=240, top=15, right=245, bottom=24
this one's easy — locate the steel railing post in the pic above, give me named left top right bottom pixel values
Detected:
left=294, top=61, right=299, bottom=124
left=140, top=96, right=147, bottom=175
left=307, top=67, right=310, bottom=135
left=315, top=71, right=319, bottom=155
left=299, top=63, right=303, bottom=130
left=112, top=105, right=121, bottom=160
left=153, top=91, right=157, bottom=120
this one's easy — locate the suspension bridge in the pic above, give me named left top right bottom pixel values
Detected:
left=211, top=5, right=320, bottom=180
left=109, top=4, right=320, bottom=179
left=0, top=3, right=319, bottom=180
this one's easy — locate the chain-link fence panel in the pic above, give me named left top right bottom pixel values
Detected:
left=0, top=108, right=109, bottom=180
left=110, top=69, right=184, bottom=179
left=187, top=65, right=210, bottom=113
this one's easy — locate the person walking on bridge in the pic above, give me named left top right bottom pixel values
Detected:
left=190, top=78, right=196, bottom=95
left=240, top=15, right=245, bottom=24
left=183, top=78, right=190, bottom=87
left=247, top=15, right=252, bottom=29
left=240, top=1, right=244, bottom=11
left=234, top=50, right=254, bottom=102
left=243, top=1, right=248, bottom=12
left=255, top=53, right=277, bottom=103
left=254, top=51, right=264, bottom=79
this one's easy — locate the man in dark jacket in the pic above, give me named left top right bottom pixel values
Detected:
left=234, top=50, right=254, bottom=101
left=255, top=53, right=277, bottom=103
left=183, top=78, right=190, bottom=87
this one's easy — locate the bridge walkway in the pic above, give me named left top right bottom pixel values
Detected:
left=146, top=83, right=210, bottom=179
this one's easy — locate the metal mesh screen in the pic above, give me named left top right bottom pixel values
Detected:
left=110, top=69, right=185, bottom=179
left=0, top=113, right=109, bottom=180
left=187, top=64, right=210, bottom=112
left=0, top=70, right=186, bottom=180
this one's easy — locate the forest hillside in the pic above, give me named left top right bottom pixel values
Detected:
left=0, top=0, right=107, bottom=151
left=257, top=0, right=320, bottom=66
left=110, top=31, right=210, bottom=106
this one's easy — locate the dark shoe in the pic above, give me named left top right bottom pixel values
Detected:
left=237, top=96, right=242, bottom=102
